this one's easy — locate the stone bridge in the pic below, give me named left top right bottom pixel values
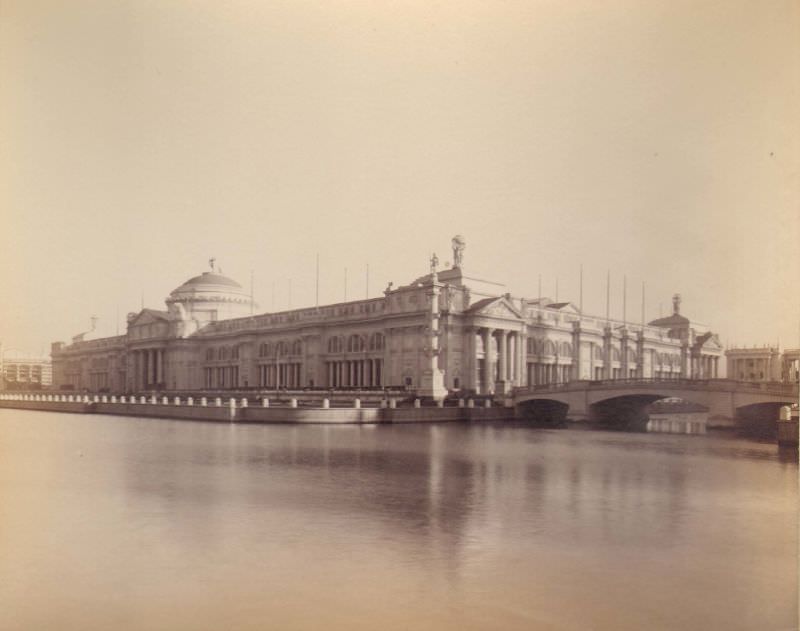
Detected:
left=512, top=379, right=799, bottom=426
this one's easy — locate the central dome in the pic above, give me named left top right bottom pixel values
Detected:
left=172, top=271, right=244, bottom=293
left=166, top=267, right=256, bottom=322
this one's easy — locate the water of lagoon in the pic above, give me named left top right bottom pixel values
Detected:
left=0, top=409, right=796, bottom=631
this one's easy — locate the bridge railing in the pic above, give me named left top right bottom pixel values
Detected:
left=513, top=378, right=798, bottom=397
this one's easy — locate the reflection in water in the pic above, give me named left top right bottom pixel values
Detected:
left=0, top=410, right=796, bottom=631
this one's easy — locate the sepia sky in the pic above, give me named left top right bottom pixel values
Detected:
left=1, top=0, right=798, bottom=357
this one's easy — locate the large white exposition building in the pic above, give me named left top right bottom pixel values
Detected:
left=52, top=237, right=724, bottom=398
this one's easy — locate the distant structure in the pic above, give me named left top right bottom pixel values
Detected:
left=51, top=237, right=723, bottom=398
left=1, top=345, right=52, bottom=390
left=726, top=346, right=800, bottom=383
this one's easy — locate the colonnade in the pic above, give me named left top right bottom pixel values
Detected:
left=131, top=348, right=164, bottom=390
left=526, top=362, right=572, bottom=386
left=257, top=363, right=302, bottom=389
left=326, top=359, right=383, bottom=388
left=472, top=327, right=524, bottom=394
left=693, top=355, right=719, bottom=379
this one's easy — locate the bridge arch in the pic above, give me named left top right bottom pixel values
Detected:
left=516, top=398, right=570, bottom=425
left=589, top=393, right=706, bottom=431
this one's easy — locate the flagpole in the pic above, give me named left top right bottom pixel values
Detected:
left=641, top=281, right=645, bottom=330
left=623, top=275, right=627, bottom=327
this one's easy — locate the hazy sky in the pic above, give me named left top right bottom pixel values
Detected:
left=1, top=0, right=798, bottom=356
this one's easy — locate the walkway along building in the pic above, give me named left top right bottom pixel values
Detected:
left=51, top=237, right=724, bottom=399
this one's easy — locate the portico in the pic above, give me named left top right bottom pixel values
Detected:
left=465, top=296, right=526, bottom=394
left=130, top=347, right=166, bottom=390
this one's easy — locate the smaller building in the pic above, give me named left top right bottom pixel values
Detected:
left=1, top=345, right=52, bottom=390
left=725, top=346, right=786, bottom=382
left=781, top=349, right=800, bottom=383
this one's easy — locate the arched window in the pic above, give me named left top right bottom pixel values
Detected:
left=328, top=337, right=343, bottom=353
left=292, top=339, right=302, bottom=356
left=206, top=348, right=215, bottom=361
left=369, top=332, right=385, bottom=351
left=612, top=347, right=621, bottom=362
left=231, top=345, right=239, bottom=360
left=594, top=345, right=603, bottom=360
left=258, top=342, right=272, bottom=358
left=347, top=335, right=365, bottom=353
left=543, top=340, right=556, bottom=356
left=277, top=341, right=288, bottom=357
left=218, top=347, right=229, bottom=361
left=561, top=342, right=573, bottom=356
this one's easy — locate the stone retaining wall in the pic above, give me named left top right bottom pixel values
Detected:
left=0, top=397, right=510, bottom=424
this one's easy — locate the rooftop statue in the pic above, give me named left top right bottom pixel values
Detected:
left=451, top=235, right=466, bottom=268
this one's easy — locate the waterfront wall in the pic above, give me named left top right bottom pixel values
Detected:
left=0, top=395, right=510, bottom=424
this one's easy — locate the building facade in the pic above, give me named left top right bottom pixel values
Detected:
left=51, top=238, right=724, bottom=398
left=725, top=346, right=800, bottom=383
left=1, top=345, right=53, bottom=390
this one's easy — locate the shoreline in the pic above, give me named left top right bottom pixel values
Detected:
left=0, top=396, right=512, bottom=424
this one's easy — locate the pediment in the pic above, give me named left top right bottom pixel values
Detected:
left=547, top=302, right=581, bottom=315
left=129, top=309, right=170, bottom=327
left=467, top=297, right=523, bottom=320
left=699, top=334, right=723, bottom=351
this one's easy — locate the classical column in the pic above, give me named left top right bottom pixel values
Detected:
left=507, top=333, right=515, bottom=384
left=482, top=328, right=493, bottom=394
left=620, top=329, right=629, bottom=379
left=383, top=328, right=393, bottom=388
left=498, top=330, right=507, bottom=382
left=465, top=327, right=475, bottom=391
